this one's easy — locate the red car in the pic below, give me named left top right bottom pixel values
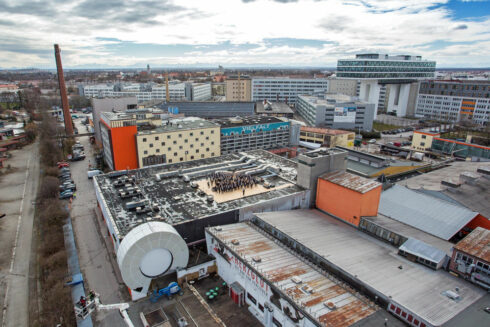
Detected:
left=58, top=162, right=70, bottom=169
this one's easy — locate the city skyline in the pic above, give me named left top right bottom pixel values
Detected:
left=0, top=0, right=490, bottom=69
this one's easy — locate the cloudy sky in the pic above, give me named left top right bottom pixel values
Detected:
left=1, top=0, right=489, bottom=69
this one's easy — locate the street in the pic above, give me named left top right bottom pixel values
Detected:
left=0, top=141, right=40, bottom=327
left=69, top=117, right=127, bottom=325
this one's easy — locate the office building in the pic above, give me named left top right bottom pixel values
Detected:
left=225, top=75, right=251, bottom=101
left=430, top=137, right=490, bottom=160
left=299, top=126, right=355, bottom=148
left=136, top=118, right=220, bottom=167
left=92, top=97, right=138, bottom=145
left=337, top=54, right=436, bottom=117
left=215, top=116, right=290, bottom=154
left=251, top=77, right=329, bottom=105
left=184, top=82, right=212, bottom=101
left=327, top=77, right=357, bottom=96
left=158, top=101, right=255, bottom=118
left=99, top=108, right=179, bottom=170
left=93, top=150, right=310, bottom=299
left=416, top=80, right=490, bottom=125
left=296, top=93, right=375, bottom=131
left=411, top=130, right=441, bottom=152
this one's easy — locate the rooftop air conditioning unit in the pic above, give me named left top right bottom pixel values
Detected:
left=291, top=276, right=302, bottom=284
left=231, top=239, right=240, bottom=245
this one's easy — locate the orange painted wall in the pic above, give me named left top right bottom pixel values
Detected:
left=465, top=214, right=490, bottom=231
left=316, top=179, right=381, bottom=226
left=110, top=125, right=138, bottom=170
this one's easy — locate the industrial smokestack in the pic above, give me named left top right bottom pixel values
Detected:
left=165, top=71, right=170, bottom=102
left=54, top=44, right=74, bottom=136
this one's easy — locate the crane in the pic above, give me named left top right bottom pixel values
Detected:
left=74, top=292, right=134, bottom=327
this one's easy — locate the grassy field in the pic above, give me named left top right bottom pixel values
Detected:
left=373, top=121, right=399, bottom=131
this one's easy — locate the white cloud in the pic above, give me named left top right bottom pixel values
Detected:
left=0, top=0, right=489, bottom=67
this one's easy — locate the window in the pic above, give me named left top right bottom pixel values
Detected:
left=206, top=148, right=209, bottom=152
left=201, top=154, right=204, bottom=158
left=395, top=308, right=401, bottom=315
left=190, top=155, right=194, bottom=159
left=178, top=134, right=182, bottom=138
left=195, top=138, right=199, bottom=141
left=401, top=312, right=407, bottom=318
left=144, top=150, right=148, bottom=154
left=173, top=140, right=177, bottom=144
left=421, top=135, right=427, bottom=139
left=155, top=136, right=159, bottom=141
left=200, top=131, right=204, bottom=135
left=180, top=157, right=183, bottom=161
left=179, top=146, right=183, bottom=150
left=184, top=139, right=188, bottom=143
left=190, top=132, right=193, bottom=136
left=174, top=152, right=177, bottom=156
left=200, top=143, right=204, bottom=146
left=149, top=143, right=153, bottom=148
left=196, top=149, right=199, bottom=153
left=211, top=141, right=215, bottom=145
left=143, top=138, right=147, bottom=142
left=161, top=142, right=165, bottom=146
left=408, top=315, right=413, bottom=323
left=156, top=149, right=160, bottom=153
left=420, top=142, right=425, bottom=146
left=190, top=144, right=194, bottom=148
left=211, top=152, right=215, bottom=156
left=272, top=317, right=282, bottom=327
left=211, top=130, right=215, bottom=134
left=390, top=304, right=396, bottom=311
left=167, top=135, right=171, bottom=139
left=247, top=293, right=257, bottom=305
left=258, top=304, right=264, bottom=312
left=206, top=136, right=209, bottom=140
left=168, top=159, right=172, bottom=163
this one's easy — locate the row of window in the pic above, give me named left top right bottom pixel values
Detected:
left=246, top=293, right=282, bottom=327
left=338, top=60, right=436, bottom=67
left=389, top=304, right=426, bottom=327
left=141, top=130, right=215, bottom=142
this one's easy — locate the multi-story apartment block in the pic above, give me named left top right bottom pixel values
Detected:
left=337, top=54, right=436, bottom=117
left=252, top=77, right=329, bottom=105
left=225, top=75, right=252, bottom=101
left=215, top=116, right=290, bottom=154
left=296, top=93, right=374, bottom=131
left=416, top=80, right=490, bottom=125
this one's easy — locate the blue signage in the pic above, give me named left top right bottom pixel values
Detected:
left=221, top=122, right=289, bottom=136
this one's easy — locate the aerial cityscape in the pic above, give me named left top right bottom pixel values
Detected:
left=0, top=1, right=489, bottom=327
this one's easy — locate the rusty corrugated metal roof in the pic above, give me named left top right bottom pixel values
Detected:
left=454, top=227, right=490, bottom=262
left=320, top=170, right=381, bottom=194
left=208, top=222, right=378, bottom=327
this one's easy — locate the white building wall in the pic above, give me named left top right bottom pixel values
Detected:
left=252, top=78, right=329, bottom=105
left=205, top=232, right=317, bottom=327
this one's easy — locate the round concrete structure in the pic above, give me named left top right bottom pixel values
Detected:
left=117, top=222, right=189, bottom=290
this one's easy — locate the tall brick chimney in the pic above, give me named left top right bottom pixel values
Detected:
left=54, top=44, right=74, bottom=136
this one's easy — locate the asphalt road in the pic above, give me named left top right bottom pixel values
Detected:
left=69, top=117, right=127, bottom=326
left=0, top=141, right=40, bottom=327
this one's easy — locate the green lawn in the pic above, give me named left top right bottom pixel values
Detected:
left=372, top=121, right=399, bottom=131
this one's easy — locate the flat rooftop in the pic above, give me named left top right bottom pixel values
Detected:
left=94, top=150, right=304, bottom=239
left=137, top=117, right=218, bottom=135
left=320, top=171, right=381, bottom=194
left=453, top=227, right=490, bottom=261
left=254, top=209, right=485, bottom=327
left=301, top=126, right=352, bottom=135
left=207, top=222, right=400, bottom=327
left=255, top=101, right=294, bottom=115
left=214, top=116, right=285, bottom=128
left=363, top=215, right=453, bottom=256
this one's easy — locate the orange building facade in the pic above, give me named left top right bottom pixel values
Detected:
left=100, top=119, right=139, bottom=171
left=316, top=171, right=382, bottom=227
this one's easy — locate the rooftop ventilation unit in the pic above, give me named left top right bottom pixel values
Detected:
left=291, top=276, right=302, bottom=284
left=252, top=256, right=262, bottom=263
left=324, top=302, right=336, bottom=310
left=231, top=239, right=240, bottom=245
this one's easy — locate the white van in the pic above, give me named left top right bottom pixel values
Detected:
left=87, top=170, right=103, bottom=179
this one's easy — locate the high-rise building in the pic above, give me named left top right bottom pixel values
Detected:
left=416, top=80, right=490, bottom=125
left=184, top=82, right=212, bottom=101
left=337, top=54, right=436, bottom=117
left=225, top=75, right=252, bottom=101
left=296, top=93, right=375, bottom=131
left=251, top=77, right=329, bottom=105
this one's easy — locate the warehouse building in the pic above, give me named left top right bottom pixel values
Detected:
left=449, top=227, right=490, bottom=290
left=249, top=209, right=485, bottom=327
left=216, top=116, right=291, bottom=154
left=93, top=150, right=312, bottom=300
left=158, top=101, right=255, bottom=118
left=205, top=222, right=402, bottom=327
left=296, top=93, right=374, bottom=131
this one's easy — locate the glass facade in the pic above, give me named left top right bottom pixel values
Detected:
left=431, top=139, right=490, bottom=160
left=337, top=59, right=436, bottom=79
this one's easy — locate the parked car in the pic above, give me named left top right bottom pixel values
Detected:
left=60, top=183, right=77, bottom=192
left=393, top=142, right=402, bottom=147
left=59, top=191, right=73, bottom=200
left=59, top=177, right=74, bottom=184
left=59, top=173, right=71, bottom=179
left=368, top=139, right=377, bottom=144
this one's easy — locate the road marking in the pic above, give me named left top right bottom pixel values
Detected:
left=2, top=155, right=31, bottom=327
